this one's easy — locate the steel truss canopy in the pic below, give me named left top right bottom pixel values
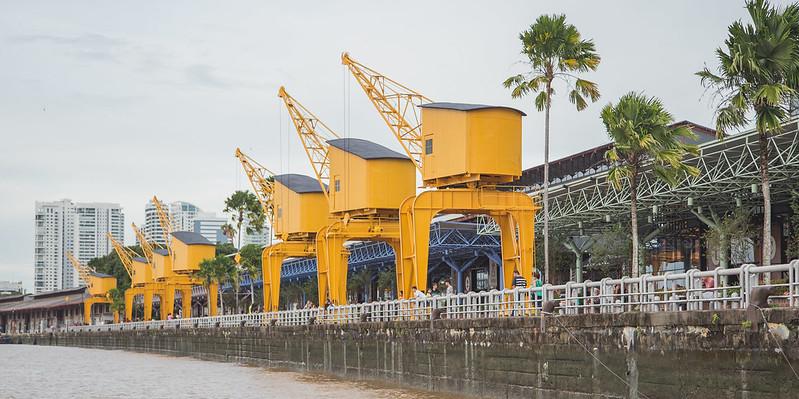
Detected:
left=533, top=119, right=799, bottom=232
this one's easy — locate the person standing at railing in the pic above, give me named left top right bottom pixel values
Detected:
left=445, top=281, right=454, bottom=296
left=532, top=270, right=543, bottom=311
left=512, top=270, right=527, bottom=315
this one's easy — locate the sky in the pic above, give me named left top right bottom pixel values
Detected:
left=0, top=1, right=776, bottom=290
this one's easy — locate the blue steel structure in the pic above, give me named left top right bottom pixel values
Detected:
left=218, top=222, right=503, bottom=295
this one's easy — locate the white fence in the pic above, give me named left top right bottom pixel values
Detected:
left=68, top=261, right=799, bottom=333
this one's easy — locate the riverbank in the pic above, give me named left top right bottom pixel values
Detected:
left=11, top=309, right=799, bottom=399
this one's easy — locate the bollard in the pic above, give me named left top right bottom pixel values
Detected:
left=432, top=308, right=446, bottom=320
left=746, top=285, right=777, bottom=329
left=269, top=319, right=277, bottom=326
left=359, top=312, right=371, bottom=323
left=307, top=316, right=316, bottom=326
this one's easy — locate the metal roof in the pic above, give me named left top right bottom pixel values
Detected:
left=153, top=248, right=169, bottom=256
left=327, top=138, right=409, bottom=160
left=172, top=231, right=214, bottom=246
left=132, top=256, right=148, bottom=263
left=89, top=271, right=113, bottom=278
left=419, top=102, right=526, bottom=116
left=274, top=174, right=326, bottom=194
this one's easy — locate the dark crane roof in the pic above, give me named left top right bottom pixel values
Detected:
left=419, top=102, right=526, bottom=116
left=327, top=138, right=409, bottom=160
left=172, top=231, right=214, bottom=246
left=274, top=174, right=327, bottom=194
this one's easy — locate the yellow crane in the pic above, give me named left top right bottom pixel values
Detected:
left=278, top=87, right=415, bottom=305
left=341, top=52, right=430, bottom=173
left=66, top=252, right=118, bottom=324
left=151, top=196, right=214, bottom=319
left=235, top=148, right=327, bottom=311
left=108, top=230, right=164, bottom=321
left=343, top=52, right=538, bottom=295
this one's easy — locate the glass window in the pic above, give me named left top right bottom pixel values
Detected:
left=425, top=139, right=433, bottom=155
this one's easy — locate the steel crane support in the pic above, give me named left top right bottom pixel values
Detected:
left=344, top=53, right=538, bottom=296
left=235, top=148, right=319, bottom=311
left=150, top=196, right=202, bottom=319
left=277, top=86, right=340, bottom=201
left=67, top=252, right=118, bottom=324
left=278, top=86, right=408, bottom=305
left=341, top=52, right=430, bottom=173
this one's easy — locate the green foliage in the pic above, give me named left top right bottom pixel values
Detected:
left=196, top=255, right=235, bottom=286
left=787, top=191, right=799, bottom=260
left=238, top=244, right=261, bottom=277
left=741, top=320, right=753, bottom=329
left=223, top=190, right=265, bottom=248
left=711, top=313, right=720, bottom=326
left=504, top=14, right=601, bottom=111
left=703, top=208, right=755, bottom=266
left=602, top=93, right=700, bottom=189
left=697, top=0, right=799, bottom=138
left=376, top=270, right=396, bottom=293
left=588, top=224, right=631, bottom=278
left=107, top=288, right=125, bottom=313
left=534, top=230, right=573, bottom=282
left=215, top=242, right=237, bottom=257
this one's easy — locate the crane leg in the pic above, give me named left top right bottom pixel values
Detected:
left=208, top=282, right=218, bottom=316
left=181, top=287, right=192, bottom=318
left=144, top=289, right=153, bottom=321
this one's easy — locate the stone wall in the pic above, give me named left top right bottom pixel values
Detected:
left=12, top=309, right=799, bottom=399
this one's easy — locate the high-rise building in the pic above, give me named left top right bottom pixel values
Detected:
left=241, top=219, right=271, bottom=247
left=34, top=199, right=124, bottom=293
left=193, top=213, right=229, bottom=244
left=142, top=200, right=200, bottom=246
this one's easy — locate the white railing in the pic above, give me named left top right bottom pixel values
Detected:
left=67, top=261, right=799, bottom=333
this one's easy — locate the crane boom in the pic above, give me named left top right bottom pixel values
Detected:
left=107, top=233, right=135, bottom=278
left=66, top=251, right=94, bottom=287
left=341, top=52, right=430, bottom=171
left=132, top=222, right=156, bottom=263
left=235, top=148, right=275, bottom=220
left=151, top=196, right=173, bottom=256
left=277, top=86, right=339, bottom=200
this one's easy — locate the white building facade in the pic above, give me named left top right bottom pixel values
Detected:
left=34, top=199, right=124, bottom=293
left=142, top=200, right=200, bottom=246
left=193, top=213, right=229, bottom=244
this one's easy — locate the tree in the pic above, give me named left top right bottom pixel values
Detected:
left=347, top=269, right=372, bottom=303
left=588, top=224, right=631, bottom=278
left=504, top=14, right=601, bottom=283
left=197, top=255, right=234, bottom=315
left=694, top=207, right=754, bottom=270
left=602, top=92, right=700, bottom=277
left=788, top=190, right=799, bottom=260
left=107, top=287, right=125, bottom=318
left=223, top=190, right=265, bottom=249
left=697, top=0, right=799, bottom=270
left=239, top=244, right=262, bottom=311
left=89, top=245, right=141, bottom=291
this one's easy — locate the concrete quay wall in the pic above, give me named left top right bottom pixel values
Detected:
left=12, top=309, right=799, bottom=399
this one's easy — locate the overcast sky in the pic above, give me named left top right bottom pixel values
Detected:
left=0, top=1, right=774, bottom=290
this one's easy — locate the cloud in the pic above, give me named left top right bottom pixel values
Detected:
left=185, top=64, right=230, bottom=88
left=8, top=33, right=125, bottom=62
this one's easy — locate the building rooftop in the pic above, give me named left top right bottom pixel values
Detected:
left=172, top=231, right=214, bottom=246
left=153, top=248, right=169, bottom=256
left=274, top=174, right=327, bottom=194
left=132, top=256, right=148, bottom=263
left=419, top=102, right=526, bottom=116
left=513, top=120, right=717, bottom=188
left=327, top=138, right=409, bottom=160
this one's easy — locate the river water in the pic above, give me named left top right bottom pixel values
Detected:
left=0, top=345, right=449, bottom=399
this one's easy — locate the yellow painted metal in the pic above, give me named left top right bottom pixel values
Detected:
left=67, top=252, right=117, bottom=323
left=342, top=52, right=430, bottom=173
left=420, top=106, right=523, bottom=187
left=277, top=86, right=339, bottom=200
left=399, top=189, right=537, bottom=298
left=171, top=237, right=215, bottom=274
left=132, top=222, right=156, bottom=264
left=235, top=148, right=275, bottom=221
left=108, top=233, right=135, bottom=281
left=261, top=240, right=316, bottom=311
left=327, top=144, right=415, bottom=217
left=152, top=250, right=174, bottom=281
left=317, top=219, right=401, bottom=305
left=273, top=177, right=330, bottom=239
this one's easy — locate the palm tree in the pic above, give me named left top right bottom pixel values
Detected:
left=504, top=14, right=601, bottom=283
left=697, top=0, right=799, bottom=269
left=197, top=255, right=234, bottom=315
left=223, top=190, right=265, bottom=249
left=107, top=288, right=125, bottom=322
left=239, top=244, right=262, bottom=312
left=602, top=92, right=700, bottom=277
